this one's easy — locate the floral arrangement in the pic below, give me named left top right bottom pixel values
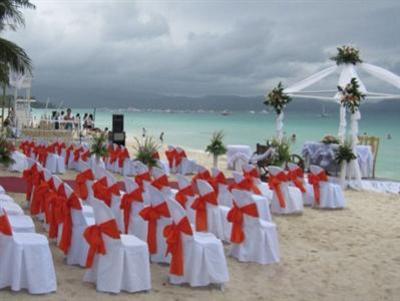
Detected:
left=133, top=136, right=160, bottom=168
left=335, top=142, right=357, bottom=165
left=205, top=131, right=227, bottom=157
left=321, top=135, right=340, bottom=145
left=331, top=45, right=362, bottom=65
left=264, top=82, right=292, bottom=115
left=337, top=78, right=365, bottom=114
left=0, top=135, right=15, bottom=167
left=266, top=138, right=291, bottom=167
left=90, top=132, right=109, bottom=159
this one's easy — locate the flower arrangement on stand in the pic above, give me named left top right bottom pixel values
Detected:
left=331, top=45, right=362, bottom=65
left=337, top=78, right=365, bottom=114
left=133, top=136, right=160, bottom=168
left=90, top=132, right=109, bottom=162
left=264, top=82, right=291, bottom=142
left=205, top=131, right=227, bottom=168
left=335, top=142, right=357, bottom=165
left=321, top=135, right=340, bottom=145
left=265, top=138, right=291, bottom=167
left=0, top=135, right=15, bottom=168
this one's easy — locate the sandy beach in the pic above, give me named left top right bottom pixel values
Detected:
left=0, top=146, right=399, bottom=301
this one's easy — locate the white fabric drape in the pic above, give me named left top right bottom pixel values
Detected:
left=276, top=112, right=284, bottom=142
left=348, top=111, right=363, bottom=189
left=338, top=105, right=347, bottom=144
left=338, top=64, right=367, bottom=92
left=284, top=66, right=337, bottom=93
left=360, top=63, right=400, bottom=89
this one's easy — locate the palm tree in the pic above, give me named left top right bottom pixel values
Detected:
left=0, top=0, right=35, bottom=128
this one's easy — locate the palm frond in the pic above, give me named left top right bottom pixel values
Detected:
left=0, top=0, right=35, bottom=31
left=0, top=37, right=32, bottom=75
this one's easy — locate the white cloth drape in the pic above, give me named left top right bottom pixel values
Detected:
left=338, top=105, right=347, bottom=144
left=360, top=63, right=400, bottom=89
left=284, top=66, right=337, bottom=93
left=276, top=112, right=284, bottom=142
left=348, top=111, right=363, bottom=189
left=338, top=64, right=367, bottom=92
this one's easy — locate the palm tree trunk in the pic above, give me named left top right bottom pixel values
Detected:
left=1, top=84, right=5, bottom=131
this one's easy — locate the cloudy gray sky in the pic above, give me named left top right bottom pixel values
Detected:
left=4, top=0, right=400, bottom=107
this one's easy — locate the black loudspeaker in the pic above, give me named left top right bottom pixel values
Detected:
left=112, top=132, right=126, bottom=146
left=112, top=114, right=124, bottom=133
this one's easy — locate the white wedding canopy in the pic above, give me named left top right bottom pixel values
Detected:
left=284, top=63, right=400, bottom=101
left=283, top=59, right=400, bottom=189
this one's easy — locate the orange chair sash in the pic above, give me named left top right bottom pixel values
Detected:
left=308, top=171, right=328, bottom=205
left=164, top=217, right=193, bottom=276
left=74, top=169, right=94, bottom=200
left=268, top=171, right=288, bottom=208
left=175, top=185, right=195, bottom=209
left=120, top=187, right=143, bottom=234
left=83, top=219, right=121, bottom=268
left=227, top=202, right=259, bottom=244
left=190, top=191, right=218, bottom=232
left=288, top=168, right=306, bottom=193
left=0, top=213, right=12, bottom=236
left=139, top=202, right=171, bottom=254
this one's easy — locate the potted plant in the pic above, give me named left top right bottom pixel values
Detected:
left=133, top=136, right=160, bottom=168
left=0, top=135, right=15, bottom=169
left=266, top=138, right=291, bottom=167
left=335, top=141, right=357, bottom=188
left=205, top=131, right=227, bottom=168
left=90, top=132, right=108, bottom=163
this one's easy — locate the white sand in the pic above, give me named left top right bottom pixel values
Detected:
left=1, top=147, right=400, bottom=300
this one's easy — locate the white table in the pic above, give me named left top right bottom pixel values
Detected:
left=227, top=145, right=252, bottom=170
left=302, top=142, right=373, bottom=178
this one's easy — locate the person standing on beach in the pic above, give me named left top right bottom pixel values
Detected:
left=160, top=132, right=164, bottom=143
left=64, top=108, right=74, bottom=130
left=142, top=127, right=146, bottom=138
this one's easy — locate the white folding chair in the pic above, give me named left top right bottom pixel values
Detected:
left=287, top=162, right=314, bottom=206
left=83, top=199, right=151, bottom=293
left=230, top=189, right=280, bottom=264
left=165, top=198, right=229, bottom=287
left=0, top=210, right=57, bottom=294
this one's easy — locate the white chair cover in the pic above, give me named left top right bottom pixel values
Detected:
left=196, top=180, right=231, bottom=241
left=269, top=166, right=304, bottom=215
left=230, top=190, right=280, bottom=264
left=287, top=162, right=314, bottom=206
left=309, top=165, right=346, bottom=209
left=9, top=151, right=28, bottom=172
left=0, top=210, right=57, bottom=294
left=83, top=200, right=151, bottom=293
left=166, top=198, right=229, bottom=287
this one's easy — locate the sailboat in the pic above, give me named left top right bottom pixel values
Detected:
left=320, top=105, right=328, bottom=118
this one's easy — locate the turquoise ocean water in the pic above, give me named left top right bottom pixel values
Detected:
left=31, top=108, right=399, bottom=180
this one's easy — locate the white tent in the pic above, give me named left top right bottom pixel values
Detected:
left=283, top=58, right=400, bottom=189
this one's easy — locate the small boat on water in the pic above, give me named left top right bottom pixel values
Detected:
left=221, top=110, right=231, bottom=116
left=320, top=105, right=329, bottom=118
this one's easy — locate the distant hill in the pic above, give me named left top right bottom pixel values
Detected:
left=87, top=93, right=400, bottom=113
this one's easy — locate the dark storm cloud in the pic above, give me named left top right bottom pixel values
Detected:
left=3, top=0, right=400, bottom=106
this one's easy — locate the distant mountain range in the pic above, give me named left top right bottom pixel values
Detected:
left=34, top=91, right=400, bottom=112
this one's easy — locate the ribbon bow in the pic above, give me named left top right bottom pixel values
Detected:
left=83, top=219, right=121, bottom=268
left=74, top=169, right=95, bottom=200
left=120, top=187, right=143, bottom=234
left=65, top=145, right=74, bottom=165
left=229, top=177, right=262, bottom=195
left=151, top=174, right=169, bottom=190
left=30, top=175, right=51, bottom=215
left=268, top=171, right=289, bottom=208
left=139, top=202, right=171, bottom=254
left=92, top=178, right=120, bottom=207
left=308, top=171, right=328, bottom=205
left=81, top=150, right=91, bottom=162
left=243, top=168, right=259, bottom=179
left=163, top=217, right=193, bottom=276
left=191, top=191, right=218, bottom=232
left=58, top=193, right=82, bottom=254
left=118, top=148, right=130, bottom=168
left=22, top=164, right=38, bottom=201
left=73, top=147, right=83, bottom=162
left=135, top=171, right=151, bottom=187
left=227, top=202, right=259, bottom=244
left=48, top=184, right=68, bottom=239
left=175, top=185, right=195, bottom=209
left=0, top=212, right=12, bottom=236
left=175, top=150, right=187, bottom=167
left=288, top=167, right=306, bottom=193
left=165, top=149, right=177, bottom=168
